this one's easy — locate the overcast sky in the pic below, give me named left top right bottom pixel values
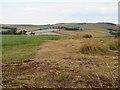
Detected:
left=1, top=0, right=119, bottom=25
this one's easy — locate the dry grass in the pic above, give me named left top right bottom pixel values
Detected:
left=55, top=30, right=112, bottom=37
left=2, top=38, right=118, bottom=88
left=79, top=39, right=109, bottom=54
left=107, top=39, right=119, bottom=50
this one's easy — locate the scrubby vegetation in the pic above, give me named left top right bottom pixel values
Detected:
left=80, top=40, right=108, bottom=54
left=1, top=29, right=27, bottom=35
left=108, top=39, right=119, bottom=50
left=82, top=34, right=93, bottom=38
left=2, top=29, right=17, bottom=35
left=79, top=38, right=119, bottom=55
left=64, top=27, right=80, bottom=31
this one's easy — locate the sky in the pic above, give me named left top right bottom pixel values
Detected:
left=0, top=0, right=119, bottom=25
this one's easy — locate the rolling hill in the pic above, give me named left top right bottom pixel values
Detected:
left=1, top=22, right=118, bottom=31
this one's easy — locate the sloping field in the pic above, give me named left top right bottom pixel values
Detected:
left=56, top=30, right=112, bottom=37
left=90, top=23, right=118, bottom=30
left=2, top=23, right=118, bottom=32
left=54, top=23, right=118, bottom=31
left=1, top=25, right=41, bottom=32
left=2, top=24, right=54, bottom=32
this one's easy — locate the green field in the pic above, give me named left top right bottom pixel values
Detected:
left=2, top=35, right=62, bottom=64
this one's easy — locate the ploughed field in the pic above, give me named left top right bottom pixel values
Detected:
left=2, top=35, right=119, bottom=88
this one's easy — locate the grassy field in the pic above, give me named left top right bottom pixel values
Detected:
left=2, top=35, right=62, bottom=64
left=2, top=35, right=119, bottom=88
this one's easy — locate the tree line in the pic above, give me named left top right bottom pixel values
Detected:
left=1, top=27, right=27, bottom=35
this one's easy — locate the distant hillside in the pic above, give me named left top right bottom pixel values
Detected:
left=1, top=22, right=118, bottom=32
left=54, top=23, right=118, bottom=31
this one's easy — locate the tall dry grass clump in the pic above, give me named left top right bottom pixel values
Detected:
left=79, top=39, right=109, bottom=55
left=107, top=39, right=119, bottom=50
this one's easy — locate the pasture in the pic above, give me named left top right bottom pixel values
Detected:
left=2, top=35, right=62, bottom=64
left=2, top=35, right=118, bottom=88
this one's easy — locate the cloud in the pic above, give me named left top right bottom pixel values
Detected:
left=1, top=2, right=118, bottom=24
left=23, top=2, right=117, bottom=14
left=1, top=0, right=119, bottom=2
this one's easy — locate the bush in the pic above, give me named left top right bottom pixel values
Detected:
left=82, top=34, right=92, bottom=38
left=2, top=29, right=17, bottom=35
left=64, top=27, right=79, bottom=31
left=17, top=30, right=27, bottom=35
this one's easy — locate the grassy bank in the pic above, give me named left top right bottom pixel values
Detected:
left=2, top=35, right=62, bottom=64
